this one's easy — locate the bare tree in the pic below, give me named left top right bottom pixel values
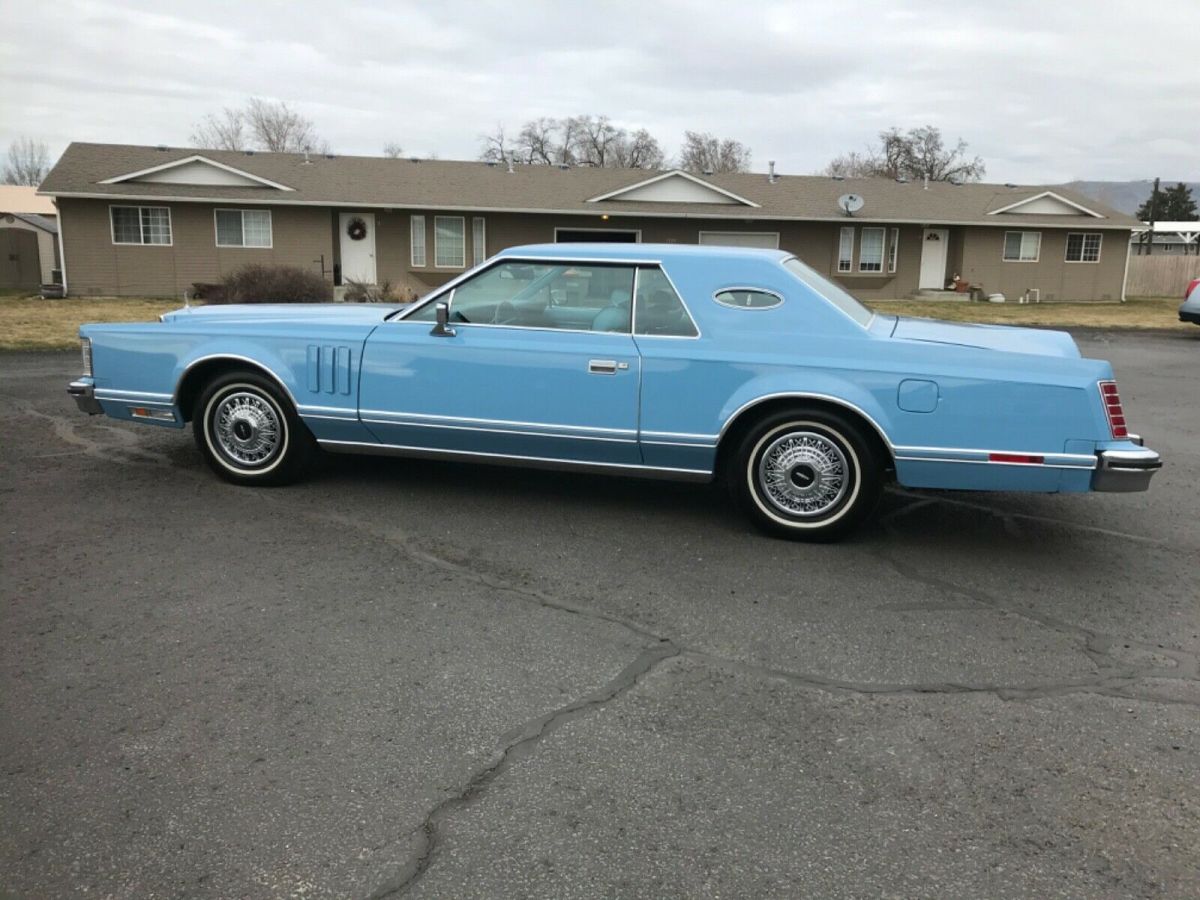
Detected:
left=821, top=126, right=985, bottom=182
left=190, top=98, right=329, bottom=154
left=568, top=115, right=626, bottom=167
left=382, top=142, right=404, bottom=158
left=190, top=107, right=247, bottom=151
left=245, top=98, right=329, bottom=153
left=478, top=114, right=673, bottom=170
left=478, top=124, right=513, bottom=165
left=3, top=137, right=51, bottom=186
left=677, top=131, right=751, bottom=174
left=515, top=117, right=560, bottom=165
left=822, top=150, right=876, bottom=178
left=614, top=128, right=666, bottom=169
left=902, top=126, right=985, bottom=182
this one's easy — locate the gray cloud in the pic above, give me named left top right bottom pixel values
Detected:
left=2, top=0, right=1197, bottom=183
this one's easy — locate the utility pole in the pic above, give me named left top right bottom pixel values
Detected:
left=1145, top=177, right=1160, bottom=257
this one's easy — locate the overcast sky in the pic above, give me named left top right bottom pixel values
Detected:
left=3, top=0, right=1197, bottom=184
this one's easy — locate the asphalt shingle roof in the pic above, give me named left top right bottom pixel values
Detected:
left=39, top=142, right=1137, bottom=230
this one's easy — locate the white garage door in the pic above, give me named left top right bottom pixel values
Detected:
left=698, top=231, right=780, bottom=249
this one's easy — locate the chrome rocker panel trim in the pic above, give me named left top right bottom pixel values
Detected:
left=318, top=439, right=713, bottom=482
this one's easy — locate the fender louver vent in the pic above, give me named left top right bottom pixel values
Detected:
left=306, top=345, right=352, bottom=395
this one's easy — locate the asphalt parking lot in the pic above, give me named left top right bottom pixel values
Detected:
left=2, top=330, right=1198, bottom=899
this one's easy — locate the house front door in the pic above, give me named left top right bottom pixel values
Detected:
left=919, top=228, right=950, bottom=289
left=339, top=213, right=377, bottom=284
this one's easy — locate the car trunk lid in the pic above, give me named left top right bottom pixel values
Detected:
left=889, top=316, right=1081, bottom=358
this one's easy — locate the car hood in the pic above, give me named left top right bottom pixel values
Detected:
left=159, top=303, right=402, bottom=325
left=889, top=316, right=1080, bottom=358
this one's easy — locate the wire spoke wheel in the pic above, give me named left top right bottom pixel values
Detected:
left=757, top=430, right=849, bottom=517
left=212, top=391, right=282, bottom=467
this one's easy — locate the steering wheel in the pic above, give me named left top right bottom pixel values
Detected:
left=490, top=300, right=518, bottom=325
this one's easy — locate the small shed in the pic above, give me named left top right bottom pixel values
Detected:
left=0, top=186, right=60, bottom=289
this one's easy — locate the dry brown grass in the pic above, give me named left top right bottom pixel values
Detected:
left=0, top=292, right=1190, bottom=352
left=0, top=293, right=193, bottom=351
left=866, top=296, right=1189, bottom=331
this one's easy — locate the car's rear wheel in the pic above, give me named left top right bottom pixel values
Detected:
left=728, top=408, right=883, bottom=541
left=193, top=371, right=316, bottom=486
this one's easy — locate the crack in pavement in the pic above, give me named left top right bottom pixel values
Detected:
left=366, top=641, right=680, bottom=899
left=16, top=403, right=1200, bottom=896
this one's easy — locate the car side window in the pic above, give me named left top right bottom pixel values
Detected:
left=407, top=261, right=635, bottom=333
left=634, top=267, right=699, bottom=337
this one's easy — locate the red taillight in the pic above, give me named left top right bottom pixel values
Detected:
left=1099, top=381, right=1128, bottom=438
left=1186, top=278, right=1200, bottom=299
left=988, top=453, right=1045, bottom=464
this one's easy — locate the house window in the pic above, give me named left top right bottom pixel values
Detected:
left=435, top=216, right=465, bottom=268
left=110, top=206, right=171, bottom=246
left=1066, top=232, right=1102, bottom=263
left=888, top=228, right=899, bottom=273
left=472, top=217, right=486, bottom=266
left=410, top=215, right=426, bottom=267
left=859, top=227, right=885, bottom=273
left=838, top=227, right=853, bottom=273
left=215, top=209, right=272, bottom=248
left=1003, top=231, right=1040, bottom=262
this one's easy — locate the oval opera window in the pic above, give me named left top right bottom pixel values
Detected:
left=713, top=288, right=784, bottom=310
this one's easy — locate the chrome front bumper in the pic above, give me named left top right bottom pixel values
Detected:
left=1092, top=437, right=1162, bottom=492
left=67, top=379, right=103, bottom=415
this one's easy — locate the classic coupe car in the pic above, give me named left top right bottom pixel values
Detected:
left=68, top=244, right=1161, bottom=540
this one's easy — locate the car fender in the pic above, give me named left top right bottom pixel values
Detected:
left=715, top=371, right=898, bottom=451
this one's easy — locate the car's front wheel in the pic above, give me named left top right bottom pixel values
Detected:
left=728, top=409, right=883, bottom=541
left=193, top=371, right=316, bottom=486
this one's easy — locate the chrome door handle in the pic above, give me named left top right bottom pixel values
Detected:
left=588, top=359, right=618, bottom=374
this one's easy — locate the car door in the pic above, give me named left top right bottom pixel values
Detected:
left=358, top=259, right=642, bottom=466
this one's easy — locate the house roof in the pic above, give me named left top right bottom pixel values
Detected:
left=2, top=212, right=57, bottom=234
left=39, top=142, right=1138, bottom=230
left=0, top=184, right=57, bottom=216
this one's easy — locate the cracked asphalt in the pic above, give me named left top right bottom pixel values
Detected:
left=2, top=330, right=1198, bottom=899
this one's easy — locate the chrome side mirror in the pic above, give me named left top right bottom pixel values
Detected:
left=431, top=301, right=456, bottom=337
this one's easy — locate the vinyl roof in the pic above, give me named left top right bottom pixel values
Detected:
left=39, top=142, right=1138, bottom=230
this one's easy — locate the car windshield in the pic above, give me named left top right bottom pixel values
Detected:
left=782, top=257, right=874, bottom=328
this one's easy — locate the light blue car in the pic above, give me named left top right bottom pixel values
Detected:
left=68, top=244, right=1161, bottom=540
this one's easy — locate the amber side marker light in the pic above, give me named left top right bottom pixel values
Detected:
left=128, top=407, right=176, bottom=422
left=988, top=453, right=1046, bottom=465
left=1098, top=381, right=1128, bottom=439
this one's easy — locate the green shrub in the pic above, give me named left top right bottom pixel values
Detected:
left=218, top=264, right=333, bottom=304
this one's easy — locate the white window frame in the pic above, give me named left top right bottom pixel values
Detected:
left=472, top=216, right=486, bottom=266
left=109, top=205, right=172, bottom=246
left=214, top=208, right=273, bottom=249
left=858, top=227, right=886, bottom=273
left=410, top=215, right=426, bottom=267
left=1065, top=231, right=1102, bottom=263
left=838, top=226, right=854, bottom=273
left=1002, top=230, right=1041, bottom=263
left=434, top=215, right=466, bottom=268
left=887, top=227, right=899, bottom=274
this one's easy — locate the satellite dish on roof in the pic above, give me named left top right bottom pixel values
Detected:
left=838, top=193, right=865, bottom=216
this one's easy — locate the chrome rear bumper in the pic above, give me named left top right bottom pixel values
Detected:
left=1092, top=442, right=1162, bottom=492
left=67, top=379, right=103, bottom=415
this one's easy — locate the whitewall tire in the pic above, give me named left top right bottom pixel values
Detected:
left=194, top=371, right=315, bottom=486
left=728, top=409, right=883, bottom=541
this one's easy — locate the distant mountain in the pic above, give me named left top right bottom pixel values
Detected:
left=1059, top=180, right=1200, bottom=217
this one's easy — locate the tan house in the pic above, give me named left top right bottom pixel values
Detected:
left=0, top=185, right=60, bottom=290
left=39, top=142, right=1138, bottom=301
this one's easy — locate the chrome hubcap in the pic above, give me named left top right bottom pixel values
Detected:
left=213, top=392, right=281, bottom=466
left=757, top=430, right=849, bottom=517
